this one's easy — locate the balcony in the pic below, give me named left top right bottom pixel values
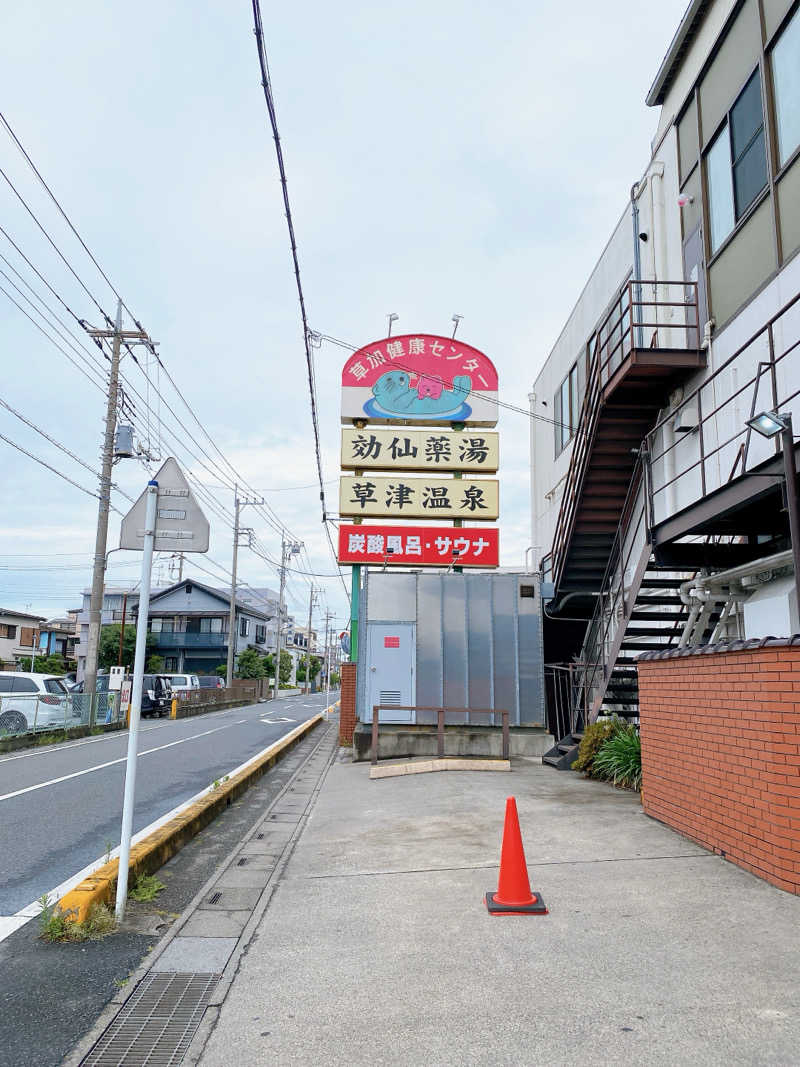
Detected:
left=151, top=632, right=227, bottom=648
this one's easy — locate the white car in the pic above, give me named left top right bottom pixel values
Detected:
left=164, top=673, right=200, bottom=696
left=0, top=672, right=74, bottom=734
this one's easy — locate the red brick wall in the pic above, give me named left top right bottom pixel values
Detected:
left=638, top=646, right=800, bottom=894
left=339, top=662, right=358, bottom=745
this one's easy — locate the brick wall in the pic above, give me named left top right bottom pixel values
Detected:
left=638, top=644, right=800, bottom=894
left=339, top=662, right=358, bottom=745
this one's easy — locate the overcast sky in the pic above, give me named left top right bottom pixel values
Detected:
left=0, top=0, right=688, bottom=632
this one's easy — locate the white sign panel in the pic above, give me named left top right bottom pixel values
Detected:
left=119, top=457, right=210, bottom=553
left=108, top=666, right=125, bottom=691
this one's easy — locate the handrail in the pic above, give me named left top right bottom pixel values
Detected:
left=370, top=705, right=509, bottom=764
left=549, top=280, right=699, bottom=594
left=646, top=289, right=800, bottom=523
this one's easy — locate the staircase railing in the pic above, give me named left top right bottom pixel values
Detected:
left=570, top=454, right=652, bottom=724
left=549, top=280, right=699, bottom=594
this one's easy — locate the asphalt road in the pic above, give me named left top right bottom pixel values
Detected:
left=0, top=692, right=330, bottom=920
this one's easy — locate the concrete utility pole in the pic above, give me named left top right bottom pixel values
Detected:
left=274, top=537, right=302, bottom=701
left=303, top=585, right=317, bottom=695
left=225, top=489, right=265, bottom=687
left=323, top=610, right=334, bottom=711
left=84, top=301, right=150, bottom=696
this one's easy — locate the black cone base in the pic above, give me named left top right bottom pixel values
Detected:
left=485, top=891, right=548, bottom=915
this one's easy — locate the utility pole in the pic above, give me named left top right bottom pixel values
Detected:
left=303, top=585, right=317, bottom=695
left=84, top=300, right=151, bottom=695
left=274, top=537, right=302, bottom=701
left=117, top=592, right=128, bottom=667
left=226, top=488, right=266, bottom=687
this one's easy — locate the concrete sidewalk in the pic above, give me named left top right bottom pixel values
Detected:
left=197, top=754, right=800, bottom=1066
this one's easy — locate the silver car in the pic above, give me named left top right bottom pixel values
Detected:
left=0, top=672, right=73, bottom=734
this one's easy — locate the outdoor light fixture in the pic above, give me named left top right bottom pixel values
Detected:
left=745, top=409, right=800, bottom=623
left=387, top=312, right=399, bottom=336
left=747, top=410, right=789, bottom=439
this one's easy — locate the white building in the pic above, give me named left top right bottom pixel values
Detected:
left=532, top=0, right=800, bottom=740
left=0, top=609, right=46, bottom=666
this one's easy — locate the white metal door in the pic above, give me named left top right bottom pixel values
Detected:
left=366, top=623, right=415, bottom=723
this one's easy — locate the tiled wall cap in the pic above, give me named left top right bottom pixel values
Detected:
left=637, top=634, right=800, bottom=660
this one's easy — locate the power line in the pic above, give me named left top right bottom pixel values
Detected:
left=0, top=428, right=121, bottom=509
left=0, top=393, right=134, bottom=501
left=249, top=1, right=346, bottom=600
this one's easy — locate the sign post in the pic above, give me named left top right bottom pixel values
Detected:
left=114, top=458, right=210, bottom=923
left=115, top=480, right=157, bottom=922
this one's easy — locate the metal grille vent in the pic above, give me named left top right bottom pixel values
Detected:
left=379, top=690, right=401, bottom=705
left=256, top=832, right=265, bottom=839
left=81, top=972, right=219, bottom=1066
left=236, top=857, right=248, bottom=867
left=520, top=585, right=535, bottom=598
left=207, top=891, right=222, bottom=905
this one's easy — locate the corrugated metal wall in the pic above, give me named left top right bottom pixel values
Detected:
left=357, top=571, right=545, bottom=726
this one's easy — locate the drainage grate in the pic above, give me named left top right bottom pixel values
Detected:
left=81, top=972, right=219, bottom=1066
left=207, top=891, right=222, bottom=905
left=236, top=857, right=248, bottom=867
left=256, top=832, right=265, bottom=839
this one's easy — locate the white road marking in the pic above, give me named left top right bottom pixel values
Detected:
left=0, top=717, right=316, bottom=943
left=260, top=717, right=296, bottom=724
left=0, top=723, right=233, bottom=803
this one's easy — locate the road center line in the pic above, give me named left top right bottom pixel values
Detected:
left=0, top=723, right=234, bottom=803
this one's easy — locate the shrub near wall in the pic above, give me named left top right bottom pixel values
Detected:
left=638, top=640, right=800, bottom=895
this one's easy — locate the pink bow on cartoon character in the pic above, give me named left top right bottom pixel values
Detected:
left=416, top=374, right=444, bottom=400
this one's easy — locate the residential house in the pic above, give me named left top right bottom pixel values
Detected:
left=532, top=0, right=800, bottom=744
left=75, top=585, right=153, bottom=681
left=38, top=616, right=79, bottom=662
left=0, top=609, right=45, bottom=667
left=137, top=579, right=276, bottom=674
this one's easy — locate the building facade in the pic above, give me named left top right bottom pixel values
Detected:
left=532, top=0, right=800, bottom=742
left=139, top=579, right=276, bottom=675
left=0, top=609, right=46, bottom=667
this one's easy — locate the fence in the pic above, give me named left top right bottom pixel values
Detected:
left=176, top=679, right=271, bottom=707
left=0, top=692, right=122, bottom=739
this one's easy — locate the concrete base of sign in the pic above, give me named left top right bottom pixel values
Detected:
left=369, top=757, right=511, bottom=779
left=352, top=723, right=553, bottom=763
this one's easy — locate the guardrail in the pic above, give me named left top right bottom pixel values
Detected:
left=370, top=705, right=509, bottom=765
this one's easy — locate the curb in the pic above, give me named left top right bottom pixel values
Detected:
left=58, top=713, right=324, bottom=922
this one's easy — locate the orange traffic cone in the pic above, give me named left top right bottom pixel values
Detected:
left=485, top=796, right=548, bottom=915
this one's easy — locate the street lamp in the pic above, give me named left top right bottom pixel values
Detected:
left=747, top=409, right=800, bottom=625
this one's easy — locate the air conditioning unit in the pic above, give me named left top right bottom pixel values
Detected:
left=673, top=399, right=699, bottom=434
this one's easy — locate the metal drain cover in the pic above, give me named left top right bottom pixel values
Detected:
left=81, top=972, right=219, bottom=1066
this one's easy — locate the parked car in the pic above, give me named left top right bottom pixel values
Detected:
left=73, top=673, right=172, bottom=717
left=197, top=675, right=225, bottom=690
left=0, top=672, right=75, bottom=734
left=165, top=673, right=200, bottom=696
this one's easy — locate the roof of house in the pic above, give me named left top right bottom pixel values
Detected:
left=0, top=608, right=46, bottom=623
left=144, top=579, right=273, bottom=621
left=646, top=0, right=711, bottom=107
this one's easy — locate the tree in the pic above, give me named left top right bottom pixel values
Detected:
left=98, top=624, right=155, bottom=670
left=296, top=655, right=322, bottom=683
left=279, top=649, right=292, bottom=685
left=262, top=653, right=274, bottom=679
left=215, top=664, right=228, bottom=678
left=146, top=654, right=164, bottom=673
left=235, top=648, right=266, bottom=679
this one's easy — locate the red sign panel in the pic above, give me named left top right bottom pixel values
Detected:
left=384, top=636, right=400, bottom=648
left=337, top=524, right=499, bottom=568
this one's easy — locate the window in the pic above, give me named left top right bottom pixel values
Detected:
left=0, top=624, right=16, bottom=639
left=164, top=657, right=178, bottom=671
left=706, top=70, right=767, bottom=253
left=239, top=617, right=250, bottom=637
left=255, top=624, right=266, bottom=644
left=151, top=617, right=174, bottom=633
left=200, top=617, right=223, bottom=633
left=554, top=360, right=583, bottom=456
left=13, top=678, right=37, bottom=693
left=772, top=8, right=800, bottom=166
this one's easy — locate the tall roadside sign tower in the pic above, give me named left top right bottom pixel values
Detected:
left=336, top=333, right=500, bottom=661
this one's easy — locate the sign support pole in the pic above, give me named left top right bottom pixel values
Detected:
left=350, top=564, right=360, bottom=662
left=115, top=479, right=158, bottom=923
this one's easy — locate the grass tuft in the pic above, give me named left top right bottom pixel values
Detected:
left=128, top=873, right=167, bottom=902
left=38, top=894, right=116, bottom=942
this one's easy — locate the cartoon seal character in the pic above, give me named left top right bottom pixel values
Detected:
left=370, top=370, right=472, bottom=418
